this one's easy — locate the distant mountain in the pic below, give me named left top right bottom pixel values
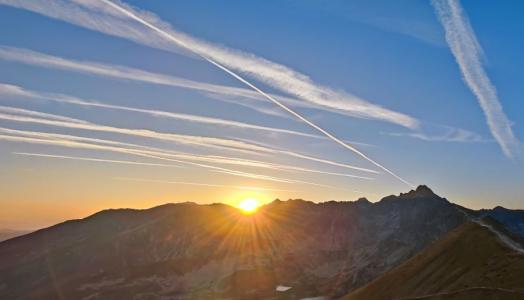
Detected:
left=0, top=186, right=520, bottom=300
left=0, top=229, right=30, bottom=242
left=340, top=221, right=524, bottom=300
left=478, top=206, right=524, bottom=238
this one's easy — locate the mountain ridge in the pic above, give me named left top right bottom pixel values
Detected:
left=340, top=221, right=524, bottom=300
left=0, top=186, right=522, bottom=300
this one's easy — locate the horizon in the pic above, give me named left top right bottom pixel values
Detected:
left=1, top=0, right=523, bottom=230
left=0, top=185, right=442, bottom=231
left=1, top=184, right=513, bottom=231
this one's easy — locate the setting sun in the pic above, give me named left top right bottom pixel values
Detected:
left=237, top=198, right=260, bottom=214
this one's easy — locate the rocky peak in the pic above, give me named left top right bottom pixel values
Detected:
left=400, top=185, right=437, bottom=199
left=355, top=197, right=371, bottom=205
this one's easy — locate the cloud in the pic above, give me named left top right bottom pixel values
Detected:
left=0, top=46, right=285, bottom=118
left=0, top=109, right=264, bottom=155
left=0, top=129, right=325, bottom=185
left=13, top=152, right=186, bottom=169
left=0, top=1, right=418, bottom=128
left=383, top=126, right=491, bottom=143
left=432, top=0, right=520, bottom=157
left=0, top=125, right=374, bottom=181
left=0, top=105, right=378, bottom=175
left=14, top=152, right=353, bottom=190
left=0, top=0, right=415, bottom=186
left=0, top=46, right=401, bottom=130
left=100, top=0, right=413, bottom=187
left=0, top=104, right=87, bottom=124
left=0, top=82, right=317, bottom=139
left=113, top=176, right=296, bottom=192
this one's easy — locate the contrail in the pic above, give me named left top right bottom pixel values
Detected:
left=0, top=106, right=378, bottom=174
left=113, top=176, right=359, bottom=192
left=0, top=46, right=372, bottom=123
left=432, top=0, right=520, bottom=158
left=2, top=127, right=373, bottom=182
left=0, top=1, right=418, bottom=128
left=0, top=81, right=374, bottom=147
left=0, top=105, right=87, bottom=124
left=113, top=176, right=296, bottom=192
left=100, top=0, right=413, bottom=187
left=0, top=82, right=317, bottom=139
left=0, top=132, right=328, bottom=186
left=13, top=152, right=186, bottom=169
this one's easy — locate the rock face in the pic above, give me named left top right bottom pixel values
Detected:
left=340, top=221, right=524, bottom=300
left=0, top=186, right=469, bottom=299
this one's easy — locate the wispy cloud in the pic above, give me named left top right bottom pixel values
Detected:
left=0, top=46, right=286, bottom=118
left=0, top=125, right=374, bottom=182
left=383, top=126, right=491, bottom=143
left=0, top=82, right=317, bottom=139
left=0, top=0, right=415, bottom=186
left=0, top=129, right=326, bottom=185
left=0, top=46, right=402, bottom=130
left=13, top=152, right=186, bottom=169
left=0, top=104, right=87, bottom=124
left=113, top=176, right=296, bottom=192
left=0, top=110, right=263, bottom=155
left=432, top=0, right=520, bottom=157
left=0, top=1, right=418, bottom=129
left=100, top=0, right=413, bottom=187
left=16, top=152, right=360, bottom=189
left=0, top=106, right=378, bottom=174
left=0, top=54, right=373, bottom=147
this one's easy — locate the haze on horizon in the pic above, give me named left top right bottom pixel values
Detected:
left=0, top=0, right=523, bottom=230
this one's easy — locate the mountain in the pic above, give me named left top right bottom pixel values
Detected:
left=0, top=185, right=517, bottom=300
left=478, top=206, right=524, bottom=238
left=340, top=221, right=524, bottom=300
left=0, top=229, right=31, bottom=242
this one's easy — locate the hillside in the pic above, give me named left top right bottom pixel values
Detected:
left=479, top=207, right=524, bottom=237
left=0, top=229, right=30, bottom=242
left=0, top=186, right=468, bottom=299
left=340, top=221, right=524, bottom=300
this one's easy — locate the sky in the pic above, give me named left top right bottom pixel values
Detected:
left=0, top=0, right=523, bottom=229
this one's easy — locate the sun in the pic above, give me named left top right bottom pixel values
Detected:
left=237, top=198, right=260, bottom=214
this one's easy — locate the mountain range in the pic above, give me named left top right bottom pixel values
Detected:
left=0, top=185, right=522, bottom=300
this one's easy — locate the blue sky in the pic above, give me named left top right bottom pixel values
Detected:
left=0, top=0, right=522, bottom=229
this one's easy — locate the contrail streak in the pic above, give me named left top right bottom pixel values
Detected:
left=0, top=1, right=418, bottom=128
left=3, top=126, right=373, bottom=180
left=113, top=177, right=296, bottom=192
left=0, top=45, right=409, bottom=134
left=2, top=127, right=371, bottom=187
left=432, top=0, right=520, bottom=158
left=0, top=105, right=87, bottom=124
left=0, top=133, right=323, bottom=185
left=0, top=82, right=317, bottom=138
left=0, top=106, right=378, bottom=174
left=13, top=152, right=186, bottom=169
left=101, top=0, right=413, bottom=187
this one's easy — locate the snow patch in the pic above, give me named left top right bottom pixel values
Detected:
left=276, top=285, right=292, bottom=292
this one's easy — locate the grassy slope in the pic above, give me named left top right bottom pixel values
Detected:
left=341, top=222, right=524, bottom=300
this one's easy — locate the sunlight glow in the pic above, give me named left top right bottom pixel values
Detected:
left=238, top=198, right=260, bottom=214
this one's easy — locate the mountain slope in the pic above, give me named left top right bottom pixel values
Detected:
left=479, top=206, right=524, bottom=238
left=340, top=221, right=524, bottom=300
left=0, top=229, right=30, bottom=242
left=0, top=186, right=468, bottom=300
